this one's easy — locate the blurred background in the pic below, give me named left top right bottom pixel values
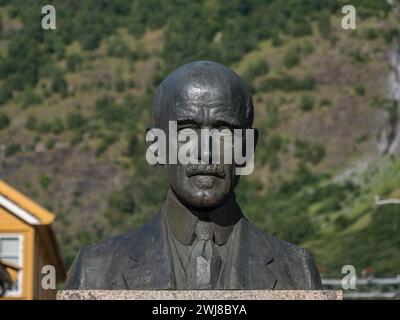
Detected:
left=0, top=0, right=399, bottom=299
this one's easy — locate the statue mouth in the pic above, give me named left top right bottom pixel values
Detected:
left=186, top=164, right=225, bottom=178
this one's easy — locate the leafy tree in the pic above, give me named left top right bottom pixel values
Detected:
left=0, top=112, right=10, bottom=129
left=51, top=118, right=65, bottom=134
left=299, top=95, right=314, bottom=111
left=108, top=187, right=135, bottom=214
left=294, top=140, right=326, bottom=165
left=258, top=73, right=315, bottom=92
left=0, top=83, right=13, bottom=105
left=5, top=144, right=21, bottom=157
left=284, top=46, right=301, bottom=69
left=25, top=115, right=38, bottom=130
left=21, top=87, right=42, bottom=109
left=67, top=112, right=87, bottom=130
left=51, top=72, right=68, bottom=97
left=354, top=85, right=365, bottom=96
left=39, top=175, right=51, bottom=189
left=107, top=38, right=130, bottom=58
left=242, top=58, right=269, bottom=84
left=66, top=54, right=82, bottom=72
left=318, top=11, right=331, bottom=38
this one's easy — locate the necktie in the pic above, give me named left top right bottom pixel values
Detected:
left=187, top=220, right=221, bottom=289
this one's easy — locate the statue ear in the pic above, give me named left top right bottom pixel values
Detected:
left=236, top=127, right=258, bottom=168
left=253, top=128, right=259, bottom=150
left=145, top=125, right=167, bottom=166
left=145, top=125, right=155, bottom=149
left=241, top=127, right=258, bottom=154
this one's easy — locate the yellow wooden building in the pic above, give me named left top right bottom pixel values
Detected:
left=0, top=180, right=65, bottom=300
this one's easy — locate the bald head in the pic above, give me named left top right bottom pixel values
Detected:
left=153, top=61, right=254, bottom=129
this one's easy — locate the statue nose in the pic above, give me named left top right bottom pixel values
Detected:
left=198, top=130, right=213, bottom=164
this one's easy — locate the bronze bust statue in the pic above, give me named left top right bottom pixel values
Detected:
left=65, top=61, right=322, bottom=290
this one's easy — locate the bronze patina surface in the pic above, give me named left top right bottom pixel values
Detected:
left=65, top=61, right=322, bottom=290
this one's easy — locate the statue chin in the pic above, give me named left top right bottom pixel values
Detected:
left=168, top=171, right=239, bottom=209
left=172, top=186, right=230, bottom=209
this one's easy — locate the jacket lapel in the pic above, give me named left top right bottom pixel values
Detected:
left=121, top=211, right=175, bottom=289
left=114, top=211, right=277, bottom=290
left=230, top=218, right=277, bottom=289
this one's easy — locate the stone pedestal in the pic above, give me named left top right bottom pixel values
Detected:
left=57, top=290, right=343, bottom=300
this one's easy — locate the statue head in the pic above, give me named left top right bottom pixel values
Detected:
left=150, top=60, right=257, bottom=209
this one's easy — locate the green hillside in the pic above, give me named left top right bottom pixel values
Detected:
left=0, top=0, right=399, bottom=278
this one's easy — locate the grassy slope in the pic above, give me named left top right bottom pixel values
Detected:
left=305, top=158, right=400, bottom=276
left=0, top=8, right=399, bottom=276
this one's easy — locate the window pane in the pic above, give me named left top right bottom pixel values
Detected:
left=1, top=257, right=19, bottom=267
left=11, top=281, right=19, bottom=291
left=0, top=238, right=19, bottom=256
left=0, top=236, right=22, bottom=296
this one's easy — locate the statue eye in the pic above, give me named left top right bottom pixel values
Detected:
left=218, top=127, right=233, bottom=136
left=178, top=127, right=198, bottom=136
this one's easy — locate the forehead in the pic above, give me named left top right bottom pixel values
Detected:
left=169, top=83, right=245, bottom=127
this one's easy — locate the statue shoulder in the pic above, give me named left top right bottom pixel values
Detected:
left=64, top=231, right=135, bottom=290
left=64, top=211, right=164, bottom=290
left=244, top=220, right=322, bottom=289
left=272, top=237, right=322, bottom=288
left=267, top=236, right=322, bottom=289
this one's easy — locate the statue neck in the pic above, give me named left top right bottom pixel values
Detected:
left=170, top=189, right=242, bottom=226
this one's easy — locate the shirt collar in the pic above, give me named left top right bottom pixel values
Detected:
left=163, top=190, right=242, bottom=246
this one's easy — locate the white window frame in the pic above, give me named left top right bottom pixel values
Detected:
left=0, top=234, right=24, bottom=297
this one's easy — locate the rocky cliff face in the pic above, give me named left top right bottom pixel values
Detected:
left=381, top=47, right=400, bottom=155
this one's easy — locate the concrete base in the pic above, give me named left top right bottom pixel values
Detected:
left=57, top=290, right=343, bottom=300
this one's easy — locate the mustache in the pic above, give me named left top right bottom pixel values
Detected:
left=186, top=164, right=225, bottom=178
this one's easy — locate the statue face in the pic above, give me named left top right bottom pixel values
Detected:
left=152, top=61, right=255, bottom=209
left=164, top=83, right=247, bottom=208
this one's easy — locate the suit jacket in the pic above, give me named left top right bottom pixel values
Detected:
left=65, top=208, right=322, bottom=290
